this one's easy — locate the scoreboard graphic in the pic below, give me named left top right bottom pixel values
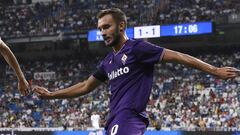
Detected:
left=88, top=22, right=213, bottom=42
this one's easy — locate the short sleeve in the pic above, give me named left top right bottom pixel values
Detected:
left=132, top=41, right=165, bottom=64
left=92, top=61, right=108, bottom=82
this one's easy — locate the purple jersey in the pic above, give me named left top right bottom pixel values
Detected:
left=93, top=39, right=164, bottom=132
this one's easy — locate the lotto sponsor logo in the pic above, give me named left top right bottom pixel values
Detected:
left=108, top=67, right=129, bottom=80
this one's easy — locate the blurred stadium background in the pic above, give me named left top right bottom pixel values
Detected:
left=0, top=0, right=240, bottom=135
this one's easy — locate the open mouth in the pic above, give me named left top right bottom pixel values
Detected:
left=104, top=37, right=111, bottom=43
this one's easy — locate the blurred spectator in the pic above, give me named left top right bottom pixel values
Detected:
left=91, top=111, right=100, bottom=130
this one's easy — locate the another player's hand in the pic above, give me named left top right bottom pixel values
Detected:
left=33, top=86, right=52, bottom=99
left=215, top=67, right=240, bottom=80
left=18, top=79, right=30, bottom=96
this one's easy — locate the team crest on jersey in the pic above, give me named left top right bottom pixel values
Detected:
left=121, top=54, right=127, bottom=65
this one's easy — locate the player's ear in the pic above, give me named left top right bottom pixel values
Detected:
left=119, top=22, right=125, bottom=32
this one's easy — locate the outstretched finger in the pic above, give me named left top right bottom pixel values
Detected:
left=225, top=67, right=240, bottom=73
left=235, top=69, right=240, bottom=72
left=33, top=86, right=42, bottom=91
left=33, top=88, right=42, bottom=94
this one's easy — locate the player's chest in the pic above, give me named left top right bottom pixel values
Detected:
left=104, top=53, right=137, bottom=80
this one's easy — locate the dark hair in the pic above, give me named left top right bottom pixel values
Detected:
left=97, top=8, right=127, bottom=29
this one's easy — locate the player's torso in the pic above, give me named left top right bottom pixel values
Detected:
left=102, top=40, right=154, bottom=115
left=102, top=39, right=160, bottom=133
left=105, top=46, right=139, bottom=87
left=103, top=41, right=144, bottom=94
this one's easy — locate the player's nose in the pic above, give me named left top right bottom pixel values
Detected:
left=102, top=33, right=107, bottom=40
left=101, top=30, right=106, bottom=36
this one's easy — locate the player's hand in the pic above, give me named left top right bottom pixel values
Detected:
left=215, top=67, right=240, bottom=80
left=33, top=86, right=52, bottom=99
left=18, top=79, right=30, bottom=96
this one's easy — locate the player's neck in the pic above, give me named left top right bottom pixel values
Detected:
left=112, top=35, right=128, bottom=53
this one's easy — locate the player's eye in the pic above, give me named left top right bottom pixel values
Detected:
left=102, top=24, right=111, bottom=30
left=98, top=24, right=111, bottom=32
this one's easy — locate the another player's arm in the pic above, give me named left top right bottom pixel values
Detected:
left=0, top=40, right=25, bottom=81
left=0, top=39, right=29, bottom=95
left=33, top=75, right=102, bottom=99
left=162, top=49, right=239, bottom=79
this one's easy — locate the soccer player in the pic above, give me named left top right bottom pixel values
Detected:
left=0, top=39, right=29, bottom=96
left=91, top=111, right=101, bottom=130
left=33, top=8, right=239, bottom=135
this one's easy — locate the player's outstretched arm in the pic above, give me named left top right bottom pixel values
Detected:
left=33, top=75, right=102, bottom=99
left=0, top=39, right=29, bottom=95
left=162, top=49, right=239, bottom=80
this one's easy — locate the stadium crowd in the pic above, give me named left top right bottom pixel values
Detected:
left=0, top=0, right=239, bottom=38
left=147, top=52, right=240, bottom=131
left=0, top=51, right=239, bottom=131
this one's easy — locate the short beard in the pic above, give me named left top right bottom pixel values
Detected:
left=107, top=26, right=121, bottom=47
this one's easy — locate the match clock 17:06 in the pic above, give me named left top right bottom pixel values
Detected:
left=174, top=24, right=198, bottom=34
left=160, top=22, right=213, bottom=36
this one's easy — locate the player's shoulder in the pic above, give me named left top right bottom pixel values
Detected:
left=122, top=39, right=144, bottom=51
left=127, top=39, right=155, bottom=48
left=126, top=39, right=144, bottom=47
left=127, top=39, right=159, bottom=52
